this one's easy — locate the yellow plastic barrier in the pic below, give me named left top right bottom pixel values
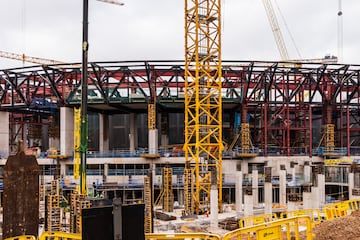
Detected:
left=39, top=231, right=81, bottom=240
left=239, top=213, right=278, bottom=228
left=280, top=209, right=322, bottom=227
left=224, top=216, right=313, bottom=240
left=346, top=199, right=359, bottom=210
left=323, top=201, right=351, bottom=220
left=145, top=233, right=221, bottom=240
left=4, top=236, right=37, bottom=240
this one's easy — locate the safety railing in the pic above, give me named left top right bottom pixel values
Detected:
left=39, top=231, right=81, bottom=240
left=279, top=209, right=322, bottom=227
left=145, top=233, right=221, bottom=240
left=239, top=213, right=278, bottom=228
left=4, top=236, right=37, bottom=240
left=224, top=216, right=313, bottom=240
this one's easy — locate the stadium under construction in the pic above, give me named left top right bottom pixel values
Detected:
left=2, top=0, right=360, bottom=238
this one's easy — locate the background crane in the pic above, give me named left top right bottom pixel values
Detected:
left=0, top=50, right=65, bottom=66
left=262, top=0, right=338, bottom=64
left=262, top=0, right=289, bottom=60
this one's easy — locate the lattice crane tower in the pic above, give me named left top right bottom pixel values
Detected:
left=184, top=0, right=223, bottom=215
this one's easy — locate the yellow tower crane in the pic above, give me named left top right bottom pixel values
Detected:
left=184, top=0, right=223, bottom=215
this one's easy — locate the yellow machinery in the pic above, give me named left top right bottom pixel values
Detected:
left=74, top=108, right=81, bottom=181
left=184, top=0, right=223, bottom=214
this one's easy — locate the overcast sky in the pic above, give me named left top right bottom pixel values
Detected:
left=1, top=0, right=360, bottom=69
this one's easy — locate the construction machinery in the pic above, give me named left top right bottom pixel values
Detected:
left=184, top=0, right=223, bottom=215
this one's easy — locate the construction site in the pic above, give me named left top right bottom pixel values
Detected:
left=1, top=0, right=360, bottom=239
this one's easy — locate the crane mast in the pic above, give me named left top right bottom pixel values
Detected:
left=184, top=0, right=223, bottom=215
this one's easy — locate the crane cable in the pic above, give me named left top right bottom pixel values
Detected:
left=337, top=0, right=343, bottom=63
left=21, top=0, right=26, bottom=66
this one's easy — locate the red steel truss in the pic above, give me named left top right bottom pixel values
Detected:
left=1, top=60, right=360, bottom=156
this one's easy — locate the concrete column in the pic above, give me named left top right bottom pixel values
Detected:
left=264, top=182, right=272, bottom=214
left=99, top=113, right=109, bottom=152
left=303, top=192, right=312, bottom=209
left=349, top=172, right=354, bottom=200
left=287, top=201, right=296, bottom=211
left=129, top=113, right=138, bottom=153
left=148, top=129, right=158, bottom=154
left=60, top=107, right=74, bottom=156
left=160, top=112, right=169, bottom=147
left=244, top=189, right=253, bottom=217
left=210, top=185, right=218, bottom=228
left=178, top=189, right=184, bottom=206
left=0, top=111, right=9, bottom=158
left=252, top=170, right=258, bottom=206
left=318, top=173, right=325, bottom=207
left=103, top=163, right=108, bottom=183
left=161, top=134, right=169, bottom=148
left=49, top=137, right=60, bottom=152
left=235, top=171, right=243, bottom=214
left=279, top=169, right=287, bottom=206
left=304, top=163, right=311, bottom=183
left=241, top=161, right=248, bottom=174
left=312, top=187, right=319, bottom=209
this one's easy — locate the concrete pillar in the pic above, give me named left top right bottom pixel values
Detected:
left=160, top=112, right=169, bottom=147
left=148, top=129, right=158, bottom=154
left=178, top=189, right=184, bottom=206
left=244, top=189, right=253, bottom=217
left=312, top=187, right=319, bottom=209
left=303, top=192, right=312, bottom=209
left=287, top=201, right=296, bottom=211
left=235, top=171, right=243, bottom=214
left=349, top=172, right=354, bottom=200
left=304, top=163, right=311, bottom=183
left=252, top=170, right=258, bottom=206
left=241, top=161, right=248, bottom=174
left=60, top=107, right=74, bottom=156
left=318, top=173, right=325, bottom=207
left=103, top=163, right=108, bottom=183
left=161, top=134, right=169, bottom=148
left=264, top=182, right=272, bottom=214
left=99, top=113, right=109, bottom=152
left=0, top=111, right=9, bottom=158
left=210, top=185, right=218, bottom=228
left=49, top=137, right=60, bottom=152
left=279, top=169, right=287, bottom=206
left=129, top=113, right=138, bottom=153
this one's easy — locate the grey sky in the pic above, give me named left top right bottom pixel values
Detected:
left=1, top=0, right=359, bottom=69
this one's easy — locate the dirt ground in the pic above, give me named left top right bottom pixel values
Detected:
left=313, top=210, right=360, bottom=240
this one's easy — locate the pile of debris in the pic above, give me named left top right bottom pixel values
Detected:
left=313, top=210, right=360, bottom=240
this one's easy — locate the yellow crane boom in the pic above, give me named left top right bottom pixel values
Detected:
left=0, top=50, right=64, bottom=65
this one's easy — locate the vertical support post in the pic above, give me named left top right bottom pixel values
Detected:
left=264, top=103, right=268, bottom=156
left=80, top=0, right=89, bottom=195
left=264, top=167, right=272, bottom=214
left=309, top=105, right=313, bottom=157
left=347, top=105, right=350, bottom=156
left=252, top=170, right=258, bottom=206
left=235, top=171, right=243, bottom=215
left=279, top=166, right=286, bottom=207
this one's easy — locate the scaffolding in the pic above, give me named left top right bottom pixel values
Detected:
left=325, top=124, right=335, bottom=153
left=144, top=176, right=153, bottom=234
left=46, top=180, right=61, bottom=232
left=154, top=166, right=174, bottom=212
left=70, top=194, right=89, bottom=234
